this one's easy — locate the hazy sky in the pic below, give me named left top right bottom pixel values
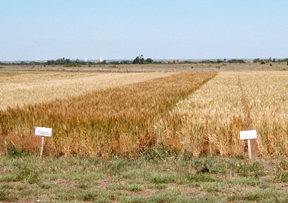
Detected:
left=1, top=0, right=287, bottom=61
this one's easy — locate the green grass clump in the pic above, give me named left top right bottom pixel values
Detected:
left=228, top=188, right=288, bottom=202
left=149, top=172, right=177, bottom=184
left=106, top=183, right=142, bottom=192
left=0, top=190, right=18, bottom=202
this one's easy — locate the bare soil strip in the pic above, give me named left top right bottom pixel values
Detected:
left=237, top=76, right=252, bottom=129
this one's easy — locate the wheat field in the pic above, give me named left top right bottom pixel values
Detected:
left=239, top=72, right=288, bottom=157
left=0, top=71, right=216, bottom=157
left=0, top=72, right=176, bottom=110
left=155, top=72, right=246, bottom=157
left=156, top=71, right=288, bottom=158
left=1, top=71, right=287, bottom=158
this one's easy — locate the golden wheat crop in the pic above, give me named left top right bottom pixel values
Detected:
left=155, top=72, right=246, bottom=157
left=239, top=71, right=288, bottom=157
left=0, top=71, right=216, bottom=157
left=157, top=71, right=288, bottom=158
left=0, top=72, right=176, bottom=110
left=3, top=70, right=285, bottom=158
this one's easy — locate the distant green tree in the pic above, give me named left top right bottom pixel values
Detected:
left=55, top=57, right=71, bottom=65
left=228, top=59, right=245, bottom=63
left=46, top=60, right=54, bottom=65
left=133, top=55, right=145, bottom=64
left=253, top=58, right=260, bottom=63
left=146, top=58, right=153, bottom=63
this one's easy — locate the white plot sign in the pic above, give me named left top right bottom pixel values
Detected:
left=35, top=127, right=52, bottom=137
left=35, top=127, right=52, bottom=159
left=240, top=130, right=257, bottom=159
left=240, top=130, right=257, bottom=140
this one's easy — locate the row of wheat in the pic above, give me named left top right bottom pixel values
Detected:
left=0, top=71, right=217, bottom=157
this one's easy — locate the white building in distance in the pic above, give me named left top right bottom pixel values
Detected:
left=100, top=56, right=104, bottom=63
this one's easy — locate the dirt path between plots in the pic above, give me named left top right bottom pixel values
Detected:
left=237, top=76, right=258, bottom=157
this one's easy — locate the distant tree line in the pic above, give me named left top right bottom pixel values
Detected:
left=0, top=56, right=154, bottom=66
left=199, top=59, right=245, bottom=64
left=1, top=57, right=288, bottom=66
left=46, top=58, right=86, bottom=67
left=253, top=57, right=288, bottom=65
left=133, top=55, right=153, bottom=64
left=277, top=58, right=288, bottom=62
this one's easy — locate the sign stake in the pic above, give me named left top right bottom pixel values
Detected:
left=35, top=127, right=52, bottom=160
left=40, top=137, right=45, bottom=160
left=247, top=139, right=252, bottom=159
left=240, top=130, right=257, bottom=159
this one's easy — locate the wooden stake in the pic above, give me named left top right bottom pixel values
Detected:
left=40, top=136, right=45, bottom=160
left=248, top=139, right=252, bottom=159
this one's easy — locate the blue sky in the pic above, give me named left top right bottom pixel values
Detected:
left=1, top=0, right=287, bottom=61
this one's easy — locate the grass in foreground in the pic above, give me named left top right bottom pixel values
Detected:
left=1, top=151, right=288, bottom=202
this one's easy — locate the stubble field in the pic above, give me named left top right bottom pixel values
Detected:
left=1, top=68, right=288, bottom=202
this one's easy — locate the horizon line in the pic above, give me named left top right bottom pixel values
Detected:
left=1, top=57, right=286, bottom=63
